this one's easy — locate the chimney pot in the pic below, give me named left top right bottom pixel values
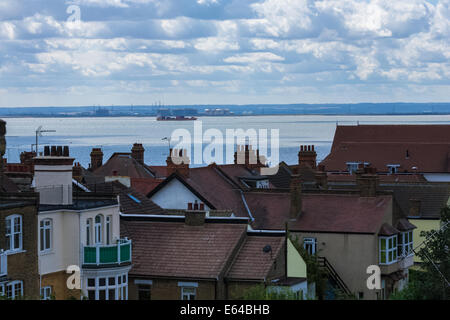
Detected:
left=199, top=203, right=205, bottom=210
left=51, top=146, right=57, bottom=156
left=187, top=203, right=193, bottom=210
left=56, top=146, right=63, bottom=156
left=63, top=146, right=69, bottom=157
left=44, top=146, right=50, bottom=156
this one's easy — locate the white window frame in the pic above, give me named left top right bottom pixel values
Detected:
left=387, top=164, right=400, bottom=174
left=94, top=215, right=103, bottom=245
left=0, top=283, right=4, bottom=296
left=379, top=235, right=398, bottom=265
left=86, top=218, right=92, bottom=246
left=181, top=287, right=196, bottom=300
left=6, top=280, right=23, bottom=300
left=303, top=238, right=317, bottom=255
left=398, top=231, right=413, bottom=257
left=85, top=273, right=128, bottom=300
left=5, top=215, right=23, bottom=252
left=106, top=216, right=112, bottom=245
left=39, top=219, right=52, bottom=252
left=41, top=286, right=52, bottom=300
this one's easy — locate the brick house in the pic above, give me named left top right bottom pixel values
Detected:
left=0, top=192, right=40, bottom=300
left=121, top=212, right=307, bottom=300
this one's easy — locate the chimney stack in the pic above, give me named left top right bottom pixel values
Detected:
left=131, top=143, right=145, bottom=165
left=409, top=199, right=421, bottom=217
left=90, top=148, right=103, bottom=171
left=315, top=165, right=328, bottom=190
left=234, top=145, right=265, bottom=170
left=298, top=145, right=317, bottom=169
left=289, top=174, right=302, bottom=220
left=185, top=210, right=206, bottom=226
left=166, top=148, right=190, bottom=177
left=356, top=167, right=379, bottom=197
left=33, top=145, right=74, bottom=205
left=72, top=162, right=82, bottom=182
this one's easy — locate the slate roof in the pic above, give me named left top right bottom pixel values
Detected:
left=320, top=125, right=450, bottom=173
left=120, top=219, right=247, bottom=279
left=226, top=235, right=284, bottom=281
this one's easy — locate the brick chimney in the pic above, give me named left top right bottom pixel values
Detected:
left=356, top=167, right=379, bottom=197
left=185, top=210, right=206, bottom=226
left=166, top=148, right=190, bottom=177
left=234, top=145, right=265, bottom=170
left=90, top=148, right=103, bottom=171
left=131, top=143, right=145, bottom=165
left=409, top=199, right=421, bottom=217
left=33, top=145, right=74, bottom=205
left=315, top=164, right=328, bottom=190
left=289, top=174, right=302, bottom=220
left=298, top=145, right=317, bottom=169
left=72, top=162, right=82, bottom=182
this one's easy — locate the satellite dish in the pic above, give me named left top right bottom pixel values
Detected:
left=263, top=245, right=272, bottom=253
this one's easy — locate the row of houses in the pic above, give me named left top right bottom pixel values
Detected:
left=0, top=121, right=449, bottom=300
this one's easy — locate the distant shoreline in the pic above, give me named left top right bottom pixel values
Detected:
left=2, top=113, right=450, bottom=118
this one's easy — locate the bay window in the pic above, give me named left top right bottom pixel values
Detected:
left=379, top=235, right=398, bottom=265
left=398, top=231, right=413, bottom=257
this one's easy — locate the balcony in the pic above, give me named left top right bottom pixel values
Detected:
left=0, top=250, right=7, bottom=277
left=83, top=238, right=131, bottom=267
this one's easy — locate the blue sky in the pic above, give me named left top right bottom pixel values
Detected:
left=0, top=0, right=449, bottom=107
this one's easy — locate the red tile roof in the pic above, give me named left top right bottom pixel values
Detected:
left=93, top=153, right=155, bottom=179
left=244, top=192, right=392, bottom=233
left=227, top=235, right=284, bottom=281
left=131, top=178, right=163, bottom=195
left=320, top=125, right=450, bottom=173
left=120, top=220, right=247, bottom=279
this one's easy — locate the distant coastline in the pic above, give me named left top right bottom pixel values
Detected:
left=1, top=102, right=450, bottom=118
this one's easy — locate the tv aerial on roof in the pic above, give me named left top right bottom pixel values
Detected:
left=35, top=126, right=56, bottom=154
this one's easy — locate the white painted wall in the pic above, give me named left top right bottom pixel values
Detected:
left=38, top=205, right=121, bottom=276
left=34, top=164, right=73, bottom=205
left=150, top=178, right=210, bottom=210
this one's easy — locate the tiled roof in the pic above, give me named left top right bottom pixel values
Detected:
left=0, top=175, right=20, bottom=193
left=147, top=166, right=168, bottom=178
left=380, top=183, right=450, bottom=219
left=119, top=189, right=166, bottom=215
left=320, top=125, right=450, bottom=173
left=120, top=219, right=247, bottom=279
left=378, top=223, right=399, bottom=236
left=93, top=153, right=155, bottom=179
left=131, top=178, right=163, bottom=195
left=226, top=235, right=284, bottom=281
left=244, top=192, right=392, bottom=233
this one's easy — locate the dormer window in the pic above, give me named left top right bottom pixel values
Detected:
left=346, top=162, right=369, bottom=174
left=387, top=164, right=400, bottom=174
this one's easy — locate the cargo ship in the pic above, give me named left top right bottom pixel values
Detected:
left=156, top=115, right=198, bottom=121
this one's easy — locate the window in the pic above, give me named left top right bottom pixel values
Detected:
left=358, top=292, right=364, bottom=300
left=85, top=274, right=128, bottom=300
left=40, top=219, right=52, bottom=252
left=379, top=236, right=398, bottom=265
left=86, top=218, right=92, bottom=246
left=106, top=216, right=111, bottom=245
left=41, top=286, right=52, bottom=300
left=181, top=287, right=196, bottom=300
left=94, top=215, right=103, bottom=244
left=0, top=284, right=4, bottom=296
left=398, top=231, right=413, bottom=257
left=6, top=281, right=23, bottom=300
left=387, top=164, right=400, bottom=174
left=5, top=215, right=22, bottom=252
left=303, top=238, right=317, bottom=255
left=138, top=285, right=151, bottom=300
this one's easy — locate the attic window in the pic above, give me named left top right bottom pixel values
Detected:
left=387, top=164, right=400, bottom=174
left=127, top=194, right=141, bottom=204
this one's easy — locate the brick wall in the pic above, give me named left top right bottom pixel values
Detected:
left=0, top=203, right=40, bottom=299
left=128, top=277, right=216, bottom=300
left=41, top=271, right=81, bottom=300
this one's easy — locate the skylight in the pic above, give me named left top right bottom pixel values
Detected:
left=127, top=194, right=141, bottom=204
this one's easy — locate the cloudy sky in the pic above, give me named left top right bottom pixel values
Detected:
left=0, top=0, right=449, bottom=107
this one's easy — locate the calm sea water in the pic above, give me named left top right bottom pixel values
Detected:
left=4, top=115, right=450, bottom=168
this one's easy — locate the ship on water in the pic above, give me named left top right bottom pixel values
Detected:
left=156, top=108, right=198, bottom=121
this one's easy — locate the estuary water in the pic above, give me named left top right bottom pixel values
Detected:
left=4, top=114, right=450, bottom=168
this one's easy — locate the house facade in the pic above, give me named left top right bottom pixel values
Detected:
left=34, top=146, right=132, bottom=300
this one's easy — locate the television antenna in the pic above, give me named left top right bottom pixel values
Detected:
left=35, top=126, right=56, bottom=154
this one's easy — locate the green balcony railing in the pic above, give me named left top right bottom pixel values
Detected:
left=83, top=238, right=131, bottom=266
